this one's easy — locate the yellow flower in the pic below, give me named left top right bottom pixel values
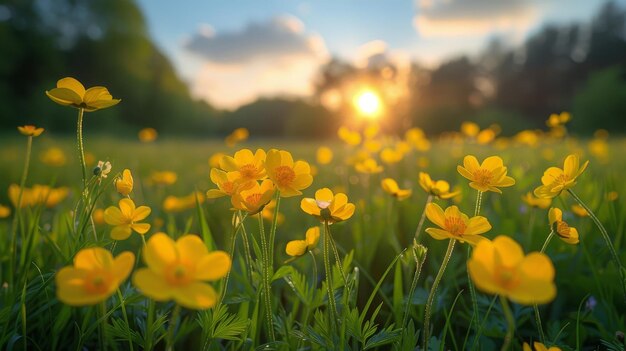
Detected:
left=355, top=158, right=383, bottom=174
left=546, top=112, right=571, bottom=128
left=521, top=192, right=551, bottom=210
left=523, top=341, right=561, bottom=351
left=92, top=208, right=105, bottom=225
left=286, top=227, right=321, bottom=257
left=138, top=128, right=158, bottom=143
left=338, top=126, right=361, bottom=146
left=56, top=248, right=134, bottom=306
left=461, top=121, right=480, bottom=137
left=46, top=77, right=120, bottom=112
left=104, top=198, right=151, bottom=240
left=18, top=125, right=44, bottom=137
left=225, top=127, right=249, bottom=147
left=534, top=154, right=589, bottom=199
left=133, top=233, right=231, bottom=309
left=606, top=191, right=618, bottom=202
left=115, top=169, right=133, bottom=196
left=468, top=235, right=556, bottom=305
left=405, top=128, right=431, bottom=151
left=364, top=139, right=382, bottom=153
left=300, top=188, right=355, bottom=224
left=220, top=149, right=267, bottom=184
left=206, top=169, right=245, bottom=199
left=381, top=178, right=412, bottom=200
left=8, top=184, right=68, bottom=208
left=208, top=152, right=225, bottom=168
left=40, top=147, right=67, bottom=167
left=163, top=191, right=205, bottom=213
left=150, top=171, right=177, bottom=186
left=418, top=172, right=459, bottom=199
left=231, top=179, right=275, bottom=215
left=571, top=204, right=588, bottom=217
left=380, top=148, right=403, bottom=164
left=476, top=129, right=495, bottom=145
left=424, top=203, right=491, bottom=246
left=316, top=147, right=333, bottom=165
left=0, top=204, right=11, bottom=218
left=548, top=208, right=579, bottom=244
left=457, top=155, right=516, bottom=193
left=266, top=149, right=313, bottom=197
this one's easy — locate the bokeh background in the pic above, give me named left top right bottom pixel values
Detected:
left=1, top=0, right=626, bottom=137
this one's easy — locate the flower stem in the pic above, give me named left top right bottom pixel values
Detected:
left=540, top=230, right=555, bottom=253
left=467, top=190, right=483, bottom=336
left=117, top=289, right=134, bottom=351
left=166, top=305, right=181, bottom=351
left=500, top=295, right=515, bottom=351
left=309, top=250, right=318, bottom=289
left=258, top=214, right=275, bottom=342
left=402, top=240, right=426, bottom=330
left=268, top=192, right=281, bottom=268
left=568, top=189, right=626, bottom=302
left=76, top=108, right=87, bottom=189
left=423, top=238, right=456, bottom=351
left=414, top=195, right=433, bottom=243
left=9, top=136, right=32, bottom=290
left=323, top=221, right=338, bottom=330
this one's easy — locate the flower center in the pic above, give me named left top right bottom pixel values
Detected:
left=239, top=164, right=258, bottom=179
left=84, top=271, right=113, bottom=294
left=165, top=261, right=195, bottom=286
left=273, top=166, right=296, bottom=187
left=554, top=174, right=569, bottom=185
left=556, top=221, right=571, bottom=238
left=444, top=216, right=466, bottom=236
left=245, top=193, right=263, bottom=206
left=472, top=169, right=493, bottom=186
left=316, top=200, right=331, bottom=209
left=494, top=265, right=521, bottom=289
left=222, top=181, right=235, bottom=194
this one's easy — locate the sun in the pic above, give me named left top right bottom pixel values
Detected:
left=354, top=90, right=382, bottom=118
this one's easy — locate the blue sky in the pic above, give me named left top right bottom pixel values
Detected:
left=135, top=0, right=623, bottom=109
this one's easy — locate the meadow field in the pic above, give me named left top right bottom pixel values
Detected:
left=0, top=99, right=625, bottom=351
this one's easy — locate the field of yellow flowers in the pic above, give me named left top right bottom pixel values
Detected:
left=0, top=77, right=625, bottom=350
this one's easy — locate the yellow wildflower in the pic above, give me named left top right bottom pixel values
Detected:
left=40, top=147, right=67, bottom=167
left=457, top=155, right=515, bottom=193
left=56, top=248, right=134, bottom=306
left=231, top=179, right=275, bottom=215
left=18, top=125, right=44, bottom=137
left=381, top=178, right=412, bottom=200
left=208, top=152, right=225, bottom=168
left=150, top=171, right=177, bottom=186
left=468, top=235, right=556, bottom=305
left=133, top=233, right=231, bottom=310
left=8, top=184, right=68, bottom=208
left=286, top=227, right=320, bottom=257
left=424, top=203, right=491, bottom=246
left=316, top=147, right=333, bottom=165
left=0, top=204, right=11, bottom=218
left=355, top=158, right=383, bottom=174
left=163, top=192, right=205, bottom=213
left=104, top=198, right=151, bottom=240
left=92, top=208, right=105, bottom=225
left=571, top=204, right=588, bottom=217
left=225, top=127, right=249, bottom=147
left=549, top=208, right=579, bottom=244
left=300, top=188, right=355, bottom=224
left=380, top=148, right=403, bottom=164
left=534, top=154, right=589, bottom=199
left=546, top=112, right=571, bottom=128
left=461, top=121, right=480, bottom=137
left=265, top=149, right=313, bottom=197
left=138, top=128, right=158, bottom=143
left=418, top=172, right=459, bottom=199
left=206, top=169, right=245, bottom=199
left=115, top=169, right=133, bottom=196
left=523, top=341, right=561, bottom=351
left=521, top=192, right=551, bottom=210
left=338, top=126, right=361, bottom=146
left=220, top=149, right=267, bottom=184
left=46, top=77, right=120, bottom=111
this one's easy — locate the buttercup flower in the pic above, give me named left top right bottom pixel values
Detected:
left=0, top=204, right=11, bottom=218
left=355, top=158, right=383, bottom=174
left=219, top=149, right=267, bottom=184
left=546, top=112, right=571, bottom=128
left=265, top=149, right=313, bottom=197
left=206, top=169, right=245, bottom=199
left=338, top=126, right=361, bottom=146
left=46, top=77, right=120, bottom=112
left=534, top=154, right=589, bottom=199
left=521, top=192, right=551, bottom=209
left=468, top=235, right=556, bottom=305
left=9, top=184, right=69, bottom=208
left=133, top=233, right=231, bottom=309
left=548, top=207, right=579, bottom=244
left=104, top=198, right=151, bottom=240
left=225, top=127, right=249, bottom=147
left=424, top=203, right=491, bottom=245
left=18, top=125, right=44, bottom=137
left=419, top=172, right=459, bottom=199
left=151, top=171, right=178, bottom=186
left=381, top=178, right=412, bottom=200
left=115, top=169, right=133, bottom=196
left=231, top=179, right=275, bottom=215
left=286, top=226, right=320, bottom=257
left=163, top=191, right=205, bottom=213
left=523, top=341, right=561, bottom=351
left=138, top=128, right=158, bottom=142
left=316, top=147, right=333, bottom=165
left=457, top=155, right=516, bottom=193
left=300, top=188, right=355, bottom=224
left=56, top=248, right=134, bottom=306
left=40, top=147, right=67, bottom=167
left=571, top=204, right=588, bottom=217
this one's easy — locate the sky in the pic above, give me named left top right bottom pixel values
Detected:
left=135, top=0, right=622, bottom=110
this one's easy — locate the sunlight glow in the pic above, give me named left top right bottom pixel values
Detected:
left=354, top=90, right=382, bottom=118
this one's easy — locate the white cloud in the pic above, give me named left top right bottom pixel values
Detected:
left=182, top=15, right=328, bottom=109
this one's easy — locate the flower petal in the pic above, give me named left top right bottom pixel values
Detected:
left=425, top=203, right=447, bottom=229
left=465, top=216, right=492, bottom=235
left=172, top=282, right=218, bottom=309
left=176, top=235, right=209, bottom=263
left=57, top=77, right=86, bottom=97
left=132, top=269, right=173, bottom=301
left=196, top=251, right=231, bottom=280
left=74, top=247, right=113, bottom=270
left=144, top=233, right=177, bottom=273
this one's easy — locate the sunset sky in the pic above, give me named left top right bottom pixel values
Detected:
left=135, top=0, right=623, bottom=109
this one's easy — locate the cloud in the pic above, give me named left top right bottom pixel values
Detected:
left=414, top=0, right=539, bottom=38
left=182, top=15, right=328, bottom=109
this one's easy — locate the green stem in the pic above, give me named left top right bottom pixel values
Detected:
left=423, top=238, right=456, bottom=351
left=9, top=136, right=32, bottom=290
left=467, top=190, right=483, bottom=337
left=166, top=305, right=181, bottom=351
left=414, top=195, right=433, bottom=243
left=326, top=222, right=348, bottom=286
left=540, top=230, right=555, bottom=253
left=268, top=193, right=281, bottom=268
left=323, top=221, right=338, bottom=330
left=238, top=212, right=254, bottom=282
left=257, top=213, right=275, bottom=342
left=76, top=108, right=87, bottom=189
left=568, top=189, right=626, bottom=302
left=500, top=296, right=515, bottom=351
left=402, top=240, right=426, bottom=330
left=533, top=229, right=552, bottom=344
left=309, top=250, right=318, bottom=289
left=117, top=289, right=135, bottom=351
